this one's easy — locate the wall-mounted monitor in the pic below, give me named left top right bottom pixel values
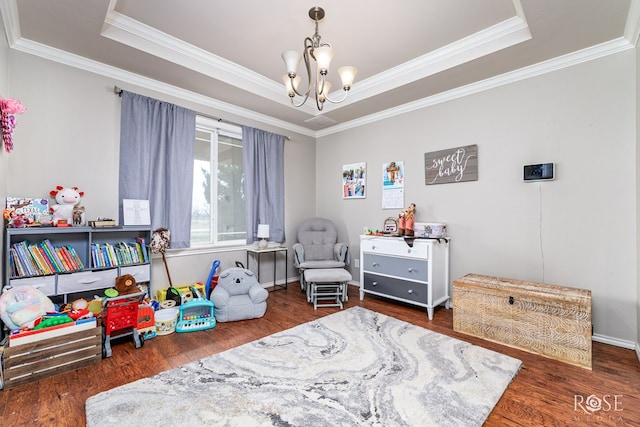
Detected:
left=523, top=163, right=555, bottom=182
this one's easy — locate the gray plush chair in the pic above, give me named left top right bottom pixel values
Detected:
left=210, top=267, right=268, bottom=322
left=293, top=217, right=349, bottom=290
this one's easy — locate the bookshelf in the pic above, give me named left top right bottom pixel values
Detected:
left=3, top=226, right=152, bottom=303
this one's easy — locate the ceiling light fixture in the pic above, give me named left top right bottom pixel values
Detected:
left=281, top=6, right=357, bottom=111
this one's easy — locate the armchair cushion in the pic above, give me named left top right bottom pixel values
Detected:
left=210, top=267, right=268, bottom=322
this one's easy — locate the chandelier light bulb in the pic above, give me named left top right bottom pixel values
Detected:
left=338, top=66, right=358, bottom=90
left=282, top=50, right=301, bottom=77
left=313, top=45, right=334, bottom=74
left=282, top=75, right=301, bottom=97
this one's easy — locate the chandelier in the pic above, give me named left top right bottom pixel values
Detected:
left=281, top=7, right=357, bottom=111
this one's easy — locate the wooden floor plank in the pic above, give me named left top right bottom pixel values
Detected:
left=1, top=283, right=638, bottom=426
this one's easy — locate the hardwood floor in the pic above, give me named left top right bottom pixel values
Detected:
left=1, top=283, right=638, bottom=426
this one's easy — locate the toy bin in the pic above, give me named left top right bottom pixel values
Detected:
left=155, top=307, right=179, bottom=335
left=414, top=222, right=447, bottom=238
left=156, top=282, right=206, bottom=303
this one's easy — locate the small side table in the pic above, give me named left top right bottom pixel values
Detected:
left=246, top=246, right=288, bottom=292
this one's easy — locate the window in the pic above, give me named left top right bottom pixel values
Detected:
left=191, top=116, right=245, bottom=246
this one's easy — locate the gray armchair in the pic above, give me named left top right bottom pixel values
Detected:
left=210, top=267, right=268, bottom=322
left=293, top=217, right=349, bottom=290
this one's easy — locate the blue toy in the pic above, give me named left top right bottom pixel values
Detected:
left=205, top=259, right=221, bottom=298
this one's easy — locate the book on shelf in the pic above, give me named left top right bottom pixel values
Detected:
left=136, top=237, right=149, bottom=263
left=5, top=197, right=50, bottom=223
left=89, top=219, right=118, bottom=227
left=9, top=239, right=85, bottom=279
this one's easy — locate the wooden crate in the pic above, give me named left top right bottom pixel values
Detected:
left=453, top=274, right=592, bottom=369
left=3, top=326, right=102, bottom=389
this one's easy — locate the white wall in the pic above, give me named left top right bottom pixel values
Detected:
left=5, top=50, right=317, bottom=294
left=317, top=51, right=637, bottom=343
left=636, top=45, right=640, bottom=353
left=0, top=18, right=9, bottom=258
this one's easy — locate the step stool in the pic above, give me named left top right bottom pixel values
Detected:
left=304, top=268, right=352, bottom=309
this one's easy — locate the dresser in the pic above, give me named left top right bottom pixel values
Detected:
left=359, top=235, right=450, bottom=319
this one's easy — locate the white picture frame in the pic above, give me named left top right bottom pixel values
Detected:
left=123, top=199, right=151, bottom=225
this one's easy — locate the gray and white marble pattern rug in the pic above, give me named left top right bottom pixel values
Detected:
left=86, top=306, right=521, bottom=426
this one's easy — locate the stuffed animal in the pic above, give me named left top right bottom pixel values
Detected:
left=49, top=186, right=84, bottom=226
left=115, top=273, right=140, bottom=295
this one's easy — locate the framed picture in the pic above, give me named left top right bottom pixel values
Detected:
left=342, top=162, right=366, bottom=199
left=123, top=199, right=151, bottom=225
left=382, top=161, right=404, bottom=209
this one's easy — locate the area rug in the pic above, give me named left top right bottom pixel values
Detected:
left=86, top=306, right=521, bottom=426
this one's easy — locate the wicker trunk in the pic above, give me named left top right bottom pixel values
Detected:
left=453, top=273, right=592, bottom=369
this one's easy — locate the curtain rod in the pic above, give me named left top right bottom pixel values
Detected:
left=114, top=85, right=290, bottom=140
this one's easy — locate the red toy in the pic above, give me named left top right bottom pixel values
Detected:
left=101, top=292, right=145, bottom=357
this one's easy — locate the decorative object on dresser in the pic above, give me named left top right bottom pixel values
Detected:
left=86, top=307, right=521, bottom=427
left=359, top=235, right=450, bottom=320
left=452, top=273, right=592, bottom=369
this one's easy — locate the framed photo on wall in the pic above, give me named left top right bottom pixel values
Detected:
left=382, top=161, right=404, bottom=209
left=342, top=162, right=366, bottom=199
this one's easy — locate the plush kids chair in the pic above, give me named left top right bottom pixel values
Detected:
left=210, top=267, right=268, bottom=322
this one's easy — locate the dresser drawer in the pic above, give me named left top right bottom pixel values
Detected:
left=9, top=275, right=56, bottom=296
left=57, top=269, right=118, bottom=293
left=120, top=264, right=150, bottom=282
left=363, top=273, right=428, bottom=304
left=361, top=237, right=429, bottom=259
left=362, top=253, right=428, bottom=282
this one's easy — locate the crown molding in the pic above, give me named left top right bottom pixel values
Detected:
left=321, top=14, right=531, bottom=114
left=0, top=0, right=20, bottom=46
left=317, top=37, right=634, bottom=137
left=625, top=0, right=640, bottom=46
left=101, top=1, right=531, bottom=118
left=1, top=0, right=636, bottom=139
left=8, top=36, right=315, bottom=137
left=100, top=5, right=317, bottom=114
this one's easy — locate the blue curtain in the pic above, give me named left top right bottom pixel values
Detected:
left=242, top=126, right=285, bottom=244
left=119, top=91, right=196, bottom=249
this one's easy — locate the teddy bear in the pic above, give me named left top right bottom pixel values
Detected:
left=115, top=273, right=140, bottom=296
left=49, top=186, right=84, bottom=226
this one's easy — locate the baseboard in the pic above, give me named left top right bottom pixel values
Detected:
left=316, top=284, right=640, bottom=360
left=592, top=333, right=636, bottom=349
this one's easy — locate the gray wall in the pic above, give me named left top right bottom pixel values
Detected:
left=1, top=38, right=638, bottom=347
left=316, top=50, right=637, bottom=344
left=4, top=50, right=316, bottom=295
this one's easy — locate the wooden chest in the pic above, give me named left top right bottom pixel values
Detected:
left=453, top=274, right=592, bottom=369
left=2, top=326, right=102, bottom=389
